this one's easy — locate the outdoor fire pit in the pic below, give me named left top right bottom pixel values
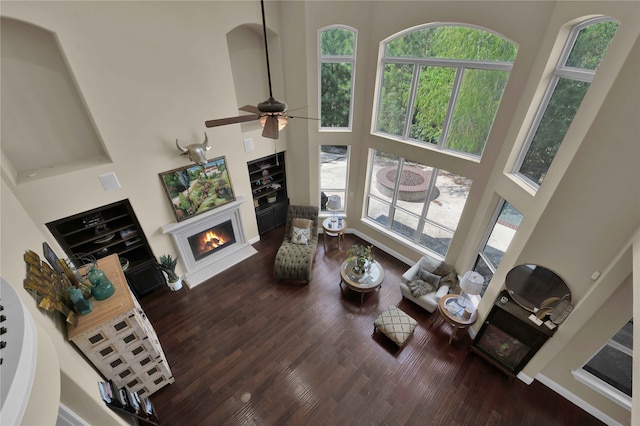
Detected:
left=375, top=166, right=439, bottom=202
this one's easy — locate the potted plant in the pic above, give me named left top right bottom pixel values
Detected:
left=346, top=244, right=375, bottom=275
left=157, top=254, right=183, bottom=291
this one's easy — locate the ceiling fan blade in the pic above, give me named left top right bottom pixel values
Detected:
left=262, top=115, right=279, bottom=139
left=205, top=114, right=260, bottom=128
left=239, top=105, right=261, bottom=114
left=287, top=115, right=321, bottom=121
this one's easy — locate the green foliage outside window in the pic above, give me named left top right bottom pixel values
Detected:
left=321, top=27, right=354, bottom=56
left=321, top=63, right=352, bottom=128
left=378, top=25, right=516, bottom=155
left=320, top=27, right=355, bottom=128
left=566, top=21, right=619, bottom=70
left=518, top=19, right=618, bottom=186
left=520, top=79, right=590, bottom=184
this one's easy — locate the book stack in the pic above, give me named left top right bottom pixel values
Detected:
left=99, top=381, right=155, bottom=420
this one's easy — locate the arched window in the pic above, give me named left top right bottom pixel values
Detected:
left=374, top=24, right=517, bottom=157
left=514, top=18, right=619, bottom=189
left=319, top=25, right=357, bottom=130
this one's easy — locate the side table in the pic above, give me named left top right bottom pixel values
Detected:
left=431, top=294, right=478, bottom=344
left=322, top=217, right=346, bottom=250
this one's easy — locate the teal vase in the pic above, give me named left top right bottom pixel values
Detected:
left=87, top=266, right=115, bottom=300
left=69, top=286, right=92, bottom=315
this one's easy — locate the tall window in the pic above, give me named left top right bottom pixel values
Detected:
left=515, top=18, right=619, bottom=188
left=573, top=319, right=632, bottom=410
left=365, top=150, right=471, bottom=257
left=375, top=24, right=517, bottom=157
left=319, top=145, right=350, bottom=214
left=473, top=199, right=523, bottom=295
left=319, top=26, right=356, bottom=130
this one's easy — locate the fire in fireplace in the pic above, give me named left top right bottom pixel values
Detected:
left=187, top=220, right=236, bottom=262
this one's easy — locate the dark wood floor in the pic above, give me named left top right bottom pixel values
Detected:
left=140, top=227, right=603, bottom=425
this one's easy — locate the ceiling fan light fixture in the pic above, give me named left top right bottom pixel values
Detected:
left=259, top=114, right=289, bottom=131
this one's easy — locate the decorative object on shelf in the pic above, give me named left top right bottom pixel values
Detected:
left=82, top=212, right=103, bottom=228
left=119, top=256, right=130, bottom=271
left=87, top=265, right=115, bottom=300
left=326, top=195, right=341, bottom=223
left=159, top=156, right=236, bottom=222
left=157, top=254, right=182, bottom=291
left=458, top=271, right=484, bottom=308
left=69, top=286, right=92, bottom=315
left=175, top=132, right=211, bottom=166
left=23, top=249, right=77, bottom=326
left=346, top=244, right=374, bottom=275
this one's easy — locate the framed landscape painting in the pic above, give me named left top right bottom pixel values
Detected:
left=159, top=156, right=235, bottom=222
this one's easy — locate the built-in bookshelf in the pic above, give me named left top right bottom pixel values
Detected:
left=46, top=199, right=165, bottom=298
left=247, top=152, right=289, bottom=234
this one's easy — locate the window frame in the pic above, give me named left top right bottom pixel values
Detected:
left=373, top=23, right=515, bottom=158
left=363, top=149, right=472, bottom=258
left=471, top=198, right=523, bottom=298
left=513, top=17, right=618, bottom=191
left=318, top=25, right=357, bottom=131
left=572, top=319, right=633, bottom=411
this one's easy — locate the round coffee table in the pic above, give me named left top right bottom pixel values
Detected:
left=432, top=294, right=478, bottom=344
left=323, top=217, right=346, bottom=250
left=339, top=256, right=384, bottom=304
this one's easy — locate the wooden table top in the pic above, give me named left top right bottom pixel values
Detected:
left=438, top=294, right=478, bottom=326
left=67, top=254, right=135, bottom=340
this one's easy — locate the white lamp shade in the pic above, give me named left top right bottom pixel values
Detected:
left=327, top=195, right=341, bottom=211
left=460, top=271, right=484, bottom=295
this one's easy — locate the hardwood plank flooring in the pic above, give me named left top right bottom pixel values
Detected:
left=140, top=227, right=603, bottom=425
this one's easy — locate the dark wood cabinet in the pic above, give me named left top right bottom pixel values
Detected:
left=470, top=290, right=555, bottom=377
left=46, top=199, right=165, bottom=298
left=248, top=152, right=289, bottom=234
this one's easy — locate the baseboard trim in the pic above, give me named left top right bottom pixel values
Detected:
left=57, top=403, right=89, bottom=426
left=347, top=228, right=413, bottom=266
left=536, top=374, right=623, bottom=426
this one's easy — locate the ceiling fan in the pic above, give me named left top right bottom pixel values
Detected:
left=205, top=0, right=317, bottom=139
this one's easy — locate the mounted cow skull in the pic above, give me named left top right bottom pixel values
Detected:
left=176, top=132, right=211, bottom=166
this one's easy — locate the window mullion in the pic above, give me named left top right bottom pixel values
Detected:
left=556, top=68, right=594, bottom=83
left=387, top=159, right=405, bottom=229
left=403, top=65, right=421, bottom=140
left=440, top=67, right=464, bottom=148
left=415, top=168, right=438, bottom=243
left=607, top=340, right=633, bottom=356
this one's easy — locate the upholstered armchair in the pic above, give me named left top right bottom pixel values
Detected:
left=274, top=205, right=319, bottom=283
left=399, top=255, right=459, bottom=312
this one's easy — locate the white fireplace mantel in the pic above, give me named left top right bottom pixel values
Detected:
left=161, top=196, right=257, bottom=288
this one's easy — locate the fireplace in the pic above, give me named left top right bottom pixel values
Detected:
left=161, top=196, right=257, bottom=288
left=188, top=220, right=236, bottom=262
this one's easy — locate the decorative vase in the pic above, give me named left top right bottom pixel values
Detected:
left=353, top=257, right=367, bottom=275
left=69, top=286, right=92, bottom=315
left=167, top=276, right=183, bottom=292
left=87, top=265, right=115, bottom=300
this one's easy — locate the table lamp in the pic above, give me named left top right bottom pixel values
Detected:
left=327, top=195, right=341, bottom=222
left=459, top=271, right=484, bottom=308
